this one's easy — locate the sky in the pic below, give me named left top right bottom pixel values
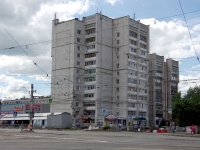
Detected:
left=0, top=0, right=200, bottom=100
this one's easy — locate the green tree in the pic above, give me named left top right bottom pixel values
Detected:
left=172, top=86, right=200, bottom=126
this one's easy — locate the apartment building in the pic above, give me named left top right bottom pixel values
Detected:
left=51, top=13, right=150, bottom=126
left=149, top=53, right=179, bottom=128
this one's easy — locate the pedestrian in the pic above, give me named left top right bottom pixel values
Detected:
left=134, top=124, right=138, bottom=132
left=116, top=123, right=119, bottom=131
left=21, top=121, right=24, bottom=132
left=190, top=124, right=195, bottom=135
left=119, top=123, right=122, bottom=131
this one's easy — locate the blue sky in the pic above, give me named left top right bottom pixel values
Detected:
left=0, top=0, right=200, bottom=100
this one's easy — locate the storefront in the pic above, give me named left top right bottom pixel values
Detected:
left=104, top=114, right=118, bottom=126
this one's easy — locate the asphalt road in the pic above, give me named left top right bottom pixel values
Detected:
left=0, top=129, right=200, bottom=150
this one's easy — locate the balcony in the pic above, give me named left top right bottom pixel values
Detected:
left=85, top=33, right=95, bottom=39
left=155, top=82, right=162, bottom=86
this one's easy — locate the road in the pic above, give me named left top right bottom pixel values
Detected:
left=0, top=129, right=200, bottom=150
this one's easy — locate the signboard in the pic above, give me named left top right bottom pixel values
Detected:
left=168, top=106, right=172, bottom=114
left=48, top=98, right=54, bottom=104
left=14, top=105, right=23, bottom=111
left=101, top=108, right=111, bottom=116
left=105, top=115, right=118, bottom=120
left=26, top=104, right=41, bottom=111
left=13, top=111, right=17, bottom=117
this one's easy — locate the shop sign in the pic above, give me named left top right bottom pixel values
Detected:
left=14, top=105, right=23, bottom=111
left=105, top=115, right=118, bottom=120
left=26, top=104, right=41, bottom=111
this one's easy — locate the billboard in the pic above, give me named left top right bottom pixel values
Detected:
left=14, top=105, right=23, bottom=111
left=26, top=104, right=41, bottom=111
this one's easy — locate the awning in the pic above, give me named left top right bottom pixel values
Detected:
left=133, top=117, right=146, bottom=121
left=0, top=117, right=30, bottom=121
left=33, top=117, right=47, bottom=120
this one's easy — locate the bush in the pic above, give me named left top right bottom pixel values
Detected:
left=102, top=126, right=110, bottom=130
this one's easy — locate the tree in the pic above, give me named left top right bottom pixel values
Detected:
left=172, top=86, right=200, bottom=126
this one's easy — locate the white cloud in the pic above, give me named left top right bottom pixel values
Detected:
left=141, top=18, right=200, bottom=60
left=105, top=0, right=122, bottom=5
left=0, top=74, right=30, bottom=100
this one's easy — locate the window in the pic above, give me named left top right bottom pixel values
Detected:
left=128, top=94, right=137, bottom=99
left=77, top=30, right=81, bottom=34
left=156, top=72, right=162, bottom=77
left=140, top=50, right=146, bottom=56
left=117, top=32, right=120, bottom=37
left=116, top=63, right=119, bottom=68
left=116, top=79, right=119, bottom=84
left=128, top=78, right=137, bottom=84
left=85, top=60, right=96, bottom=66
left=116, top=96, right=119, bottom=100
left=76, top=102, right=79, bottom=107
left=77, top=45, right=81, bottom=50
left=76, top=86, right=80, bottom=90
left=128, top=111, right=136, bottom=116
left=85, top=69, right=96, bottom=74
left=77, top=38, right=81, bottom=42
left=116, top=112, right=119, bottom=116
left=139, top=96, right=147, bottom=101
left=84, top=77, right=96, bottom=82
left=76, top=77, right=80, bottom=82
left=86, top=37, right=95, bottom=43
left=128, top=87, right=137, bottom=92
left=77, top=69, right=80, bottom=74
left=130, top=40, right=137, bottom=46
left=128, top=62, right=137, bottom=69
left=138, top=104, right=146, bottom=109
left=97, top=119, right=103, bottom=126
left=139, top=88, right=147, bottom=93
left=130, top=47, right=137, bottom=53
left=117, top=40, right=120, bottom=44
left=77, top=53, right=81, bottom=58
left=140, top=73, right=146, bottom=78
left=84, top=93, right=94, bottom=98
left=140, top=35, right=147, bottom=42
left=172, top=76, right=177, bottom=80
left=116, top=55, right=119, bottom=60
left=84, top=85, right=96, bottom=90
left=86, top=28, right=95, bottom=35
left=128, top=103, right=136, bottom=107
left=128, top=70, right=137, bottom=76
left=116, top=88, right=119, bottom=92
left=77, top=61, right=80, bottom=66
left=139, top=80, right=146, bottom=86
left=129, top=31, right=137, bottom=38
left=128, top=54, right=136, bottom=60
left=85, top=53, right=96, bottom=58
left=116, top=72, right=119, bottom=76
left=116, top=48, right=119, bottom=53
left=116, top=103, right=119, bottom=108
left=140, top=43, right=146, bottom=49
left=140, top=65, right=147, bottom=71
left=86, top=45, right=95, bottom=50
left=156, top=65, right=162, bottom=70
left=139, top=112, right=146, bottom=116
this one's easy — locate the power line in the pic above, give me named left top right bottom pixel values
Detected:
left=178, top=0, right=200, bottom=64
left=0, top=23, right=49, bottom=77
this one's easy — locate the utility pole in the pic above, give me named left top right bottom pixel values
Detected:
left=30, top=84, right=34, bottom=127
left=72, top=89, right=76, bottom=128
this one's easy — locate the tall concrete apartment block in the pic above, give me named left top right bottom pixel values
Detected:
left=51, top=13, right=150, bottom=126
left=149, top=53, right=179, bottom=128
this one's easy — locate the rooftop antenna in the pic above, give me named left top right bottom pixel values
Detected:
left=100, top=7, right=102, bottom=14
left=133, top=13, right=135, bottom=20
left=97, top=7, right=98, bottom=13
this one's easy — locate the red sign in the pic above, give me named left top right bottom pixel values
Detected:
left=26, top=104, right=40, bottom=111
